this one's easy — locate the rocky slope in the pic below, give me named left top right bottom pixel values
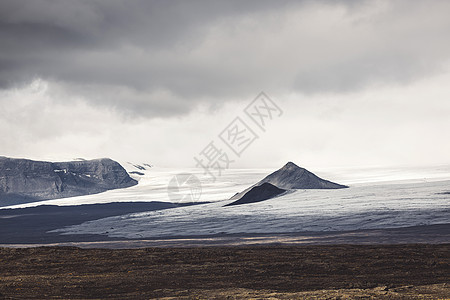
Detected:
left=258, top=162, right=348, bottom=190
left=228, top=162, right=347, bottom=205
left=0, top=157, right=137, bottom=205
left=225, top=182, right=286, bottom=206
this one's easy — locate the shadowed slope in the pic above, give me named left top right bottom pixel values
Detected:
left=225, top=183, right=286, bottom=206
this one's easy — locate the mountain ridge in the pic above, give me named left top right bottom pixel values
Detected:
left=0, top=156, right=137, bottom=206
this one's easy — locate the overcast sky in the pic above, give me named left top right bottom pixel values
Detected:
left=1, top=0, right=450, bottom=169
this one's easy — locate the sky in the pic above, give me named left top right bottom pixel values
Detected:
left=1, top=0, right=450, bottom=169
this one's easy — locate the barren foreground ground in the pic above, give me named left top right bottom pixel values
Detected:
left=0, top=244, right=449, bottom=299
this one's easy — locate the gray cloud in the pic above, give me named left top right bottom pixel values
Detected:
left=1, top=0, right=450, bottom=117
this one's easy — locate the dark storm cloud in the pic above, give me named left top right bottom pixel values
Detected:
left=0, top=0, right=300, bottom=106
left=1, top=0, right=450, bottom=117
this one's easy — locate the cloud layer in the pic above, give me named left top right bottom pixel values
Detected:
left=2, top=0, right=450, bottom=116
left=1, top=0, right=450, bottom=168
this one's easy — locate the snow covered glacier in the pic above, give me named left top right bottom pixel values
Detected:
left=50, top=174, right=450, bottom=239
left=3, top=162, right=448, bottom=240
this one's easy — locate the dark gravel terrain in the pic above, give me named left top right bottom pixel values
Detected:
left=0, top=244, right=448, bottom=299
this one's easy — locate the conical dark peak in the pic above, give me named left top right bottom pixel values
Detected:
left=261, top=162, right=347, bottom=190
left=281, top=161, right=302, bottom=170
left=228, top=161, right=348, bottom=206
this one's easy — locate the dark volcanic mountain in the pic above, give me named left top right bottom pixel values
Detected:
left=228, top=162, right=347, bottom=205
left=258, top=162, right=348, bottom=190
left=225, top=183, right=286, bottom=206
left=0, top=157, right=137, bottom=206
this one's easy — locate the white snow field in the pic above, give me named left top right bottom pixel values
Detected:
left=44, top=164, right=450, bottom=239
left=4, top=163, right=450, bottom=209
left=2, top=167, right=271, bottom=208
